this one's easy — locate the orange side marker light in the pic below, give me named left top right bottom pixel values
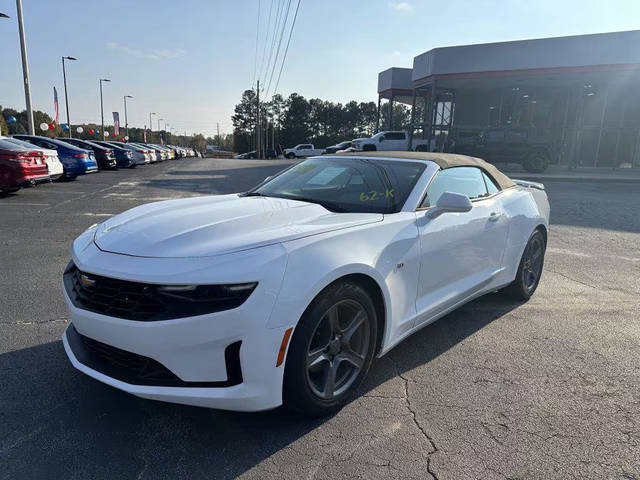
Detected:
left=276, top=327, right=293, bottom=367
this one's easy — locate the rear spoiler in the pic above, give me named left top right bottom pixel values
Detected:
left=513, top=179, right=545, bottom=191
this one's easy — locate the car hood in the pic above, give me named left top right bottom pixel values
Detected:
left=94, top=194, right=383, bottom=258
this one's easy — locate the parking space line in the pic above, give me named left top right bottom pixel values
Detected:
left=0, top=202, right=50, bottom=207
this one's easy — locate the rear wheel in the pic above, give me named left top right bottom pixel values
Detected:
left=362, top=144, right=376, bottom=152
left=503, top=229, right=546, bottom=300
left=284, top=281, right=378, bottom=416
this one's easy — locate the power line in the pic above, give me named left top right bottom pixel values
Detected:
left=265, top=0, right=293, bottom=98
left=252, top=0, right=261, bottom=86
left=261, top=0, right=285, bottom=85
left=272, top=0, right=302, bottom=96
left=257, top=0, right=274, bottom=83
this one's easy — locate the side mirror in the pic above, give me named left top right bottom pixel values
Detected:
left=427, top=191, right=472, bottom=219
left=379, top=136, right=385, bottom=142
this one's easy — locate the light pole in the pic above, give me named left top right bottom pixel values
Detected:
left=99, top=78, right=110, bottom=141
left=149, top=112, right=155, bottom=142
left=62, top=56, right=77, bottom=137
left=158, top=118, right=164, bottom=131
left=14, top=2, right=35, bottom=134
left=123, top=95, right=133, bottom=137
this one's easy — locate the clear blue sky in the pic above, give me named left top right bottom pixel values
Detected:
left=1, top=0, right=639, bottom=137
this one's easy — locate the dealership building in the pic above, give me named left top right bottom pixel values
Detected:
left=377, top=30, right=640, bottom=169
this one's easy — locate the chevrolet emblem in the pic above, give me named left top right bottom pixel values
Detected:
left=79, top=274, right=96, bottom=288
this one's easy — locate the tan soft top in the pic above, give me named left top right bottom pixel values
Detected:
left=335, top=151, right=516, bottom=190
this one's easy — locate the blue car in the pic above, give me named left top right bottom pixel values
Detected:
left=13, top=135, right=98, bottom=178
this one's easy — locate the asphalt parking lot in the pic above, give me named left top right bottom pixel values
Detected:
left=1, top=157, right=639, bottom=480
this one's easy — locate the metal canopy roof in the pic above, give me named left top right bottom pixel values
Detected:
left=411, top=30, right=640, bottom=85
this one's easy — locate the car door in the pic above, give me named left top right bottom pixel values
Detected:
left=391, top=132, right=407, bottom=150
left=414, top=166, right=509, bottom=326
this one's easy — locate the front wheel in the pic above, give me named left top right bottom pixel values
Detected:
left=286, top=153, right=296, bottom=159
left=503, top=229, right=546, bottom=300
left=284, top=281, right=378, bottom=416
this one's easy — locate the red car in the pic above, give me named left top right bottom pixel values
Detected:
left=0, top=139, right=50, bottom=194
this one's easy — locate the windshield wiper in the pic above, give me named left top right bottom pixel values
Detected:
left=279, top=195, right=348, bottom=213
left=241, top=191, right=268, bottom=197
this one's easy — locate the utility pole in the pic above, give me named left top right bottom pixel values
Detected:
left=256, top=80, right=261, bottom=159
left=217, top=122, right=220, bottom=139
left=15, top=0, right=34, bottom=134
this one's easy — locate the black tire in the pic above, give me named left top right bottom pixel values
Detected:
left=503, top=229, right=546, bottom=301
left=362, top=144, right=376, bottom=152
left=0, top=187, right=20, bottom=195
left=284, top=281, right=378, bottom=416
left=523, top=152, right=549, bottom=173
left=415, top=144, right=430, bottom=152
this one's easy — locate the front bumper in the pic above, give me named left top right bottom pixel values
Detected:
left=61, top=240, right=290, bottom=411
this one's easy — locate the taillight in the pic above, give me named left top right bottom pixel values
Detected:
left=10, top=151, right=42, bottom=163
left=136, top=150, right=144, bottom=153
left=74, top=153, right=88, bottom=158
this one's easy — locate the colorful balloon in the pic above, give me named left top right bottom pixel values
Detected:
left=88, top=129, right=94, bottom=134
left=48, top=123, right=55, bottom=130
left=39, top=122, right=49, bottom=132
left=6, top=116, right=17, bottom=124
left=61, top=124, right=69, bottom=131
left=76, top=127, right=83, bottom=134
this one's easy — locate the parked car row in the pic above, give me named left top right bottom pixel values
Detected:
left=0, top=135, right=196, bottom=195
left=279, top=128, right=551, bottom=172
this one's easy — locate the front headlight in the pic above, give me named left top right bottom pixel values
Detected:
left=156, top=282, right=258, bottom=310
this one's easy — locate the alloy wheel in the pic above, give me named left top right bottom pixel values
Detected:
left=522, top=235, right=544, bottom=292
left=306, top=299, right=370, bottom=400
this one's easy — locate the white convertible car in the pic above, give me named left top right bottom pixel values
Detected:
left=62, top=152, right=549, bottom=415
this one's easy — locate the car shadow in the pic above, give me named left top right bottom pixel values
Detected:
left=0, top=293, right=521, bottom=479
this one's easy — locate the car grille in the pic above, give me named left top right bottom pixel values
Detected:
left=66, top=324, right=243, bottom=387
left=64, top=265, right=166, bottom=321
left=63, top=262, right=256, bottom=321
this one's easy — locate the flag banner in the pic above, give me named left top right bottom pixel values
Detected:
left=53, top=87, right=59, bottom=124
left=143, top=128, right=147, bottom=143
left=113, top=112, right=120, bottom=135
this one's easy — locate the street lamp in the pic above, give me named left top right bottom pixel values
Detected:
left=99, top=78, right=110, bottom=141
left=158, top=118, right=164, bottom=131
left=123, top=95, right=133, bottom=137
left=62, top=56, right=77, bottom=137
left=14, top=1, right=35, bottom=134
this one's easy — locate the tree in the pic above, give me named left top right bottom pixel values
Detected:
left=280, top=93, right=311, bottom=148
left=189, top=134, right=206, bottom=153
left=232, top=89, right=258, bottom=152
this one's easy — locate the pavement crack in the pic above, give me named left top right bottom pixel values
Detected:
left=547, top=269, right=637, bottom=296
left=387, top=355, right=440, bottom=480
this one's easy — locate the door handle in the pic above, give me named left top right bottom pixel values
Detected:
left=489, top=212, right=502, bottom=222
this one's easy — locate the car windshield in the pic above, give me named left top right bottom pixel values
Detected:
left=250, top=157, right=425, bottom=214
